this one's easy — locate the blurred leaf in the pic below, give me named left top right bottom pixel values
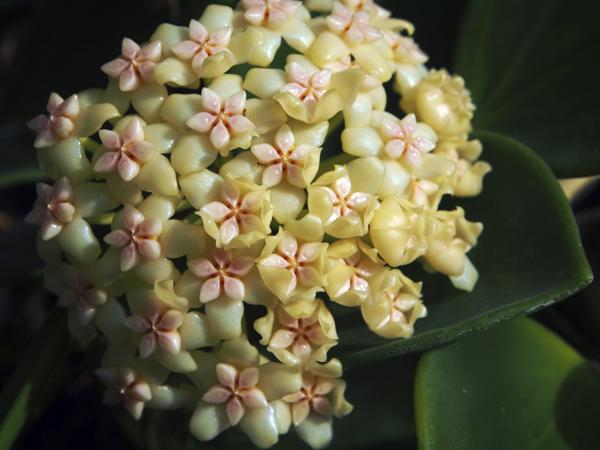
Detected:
left=415, top=318, right=600, bottom=449
left=454, top=0, right=600, bottom=177
left=334, top=130, right=592, bottom=368
left=0, top=310, right=70, bottom=449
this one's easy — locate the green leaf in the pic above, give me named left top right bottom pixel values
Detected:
left=0, top=309, right=70, bottom=449
left=415, top=318, right=600, bottom=450
left=454, top=0, right=600, bottom=177
left=334, top=130, right=592, bottom=368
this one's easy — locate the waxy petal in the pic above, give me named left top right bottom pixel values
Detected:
left=223, top=276, right=245, bottom=301
left=216, top=363, right=238, bottom=389
left=200, top=276, right=221, bottom=303
left=240, top=388, right=268, bottom=408
left=203, top=385, right=231, bottom=404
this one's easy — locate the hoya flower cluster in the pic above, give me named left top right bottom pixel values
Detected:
left=27, top=0, right=490, bottom=448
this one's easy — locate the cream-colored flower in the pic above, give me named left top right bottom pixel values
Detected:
left=402, top=69, right=475, bottom=139
left=203, top=363, right=269, bottom=426
left=369, top=197, right=427, bottom=267
left=256, top=301, right=338, bottom=366
left=281, top=363, right=352, bottom=449
left=96, top=367, right=154, bottom=419
left=104, top=204, right=163, bottom=271
left=29, top=92, right=120, bottom=149
left=28, top=93, right=79, bottom=148
left=245, top=55, right=363, bottom=124
left=25, top=177, right=76, bottom=241
left=258, top=224, right=328, bottom=303
left=251, top=123, right=321, bottom=188
left=95, top=117, right=154, bottom=181
left=188, top=248, right=255, bottom=303
left=198, top=176, right=272, bottom=248
left=242, top=0, right=301, bottom=28
left=124, top=298, right=184, bottom=358
left=361, top=268, right=426, bottom=338
left=424, top=207, right=483, bottom=277
left=57, top=264, right=108, bottom=325
left=308, top=166, right=378, bottom=238
left=325, top=238, right=384, bottom=306
left=189, top=337, right=302, bottom=448
left=383, top=30, right=427, bottom=66
left=380, top=114, right=436, bottom=166
left=172, top=20, right=234, bottom=74
left=326, top=1, right=382, bottom=45
left=187, top=87, right=255, bottom=153
left=102, top=38, right=162, bottom=91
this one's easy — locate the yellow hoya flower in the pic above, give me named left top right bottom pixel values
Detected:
left=369, top=197, right=427, bottom=267
left=401, top=68, right=475, bottom=139
left=254, top=300, right=338, bottom=367
left=221, top=119, right=328, bottom=223
left=244, top=54, right=363, bottom=123
left=198, top=175, right=273, bottom=249
left=188, top=336, right=303, bottom=448
left=257, top=216, right=328, bottom=303
left=424, top=207, right=483, bottom=290
left=308, top=165, right=379, bottom=238
left=281, top=358, right=353, bottom=449
left=96, top=343, right=190, bottom=420
left=435, top=137, right=493, bottom=197
left=325, top=238, right=385, bottom=307
left=361, top=268, right=427, bottom=338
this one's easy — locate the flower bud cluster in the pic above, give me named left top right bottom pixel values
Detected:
left=27, top=1, right=489, bottom=448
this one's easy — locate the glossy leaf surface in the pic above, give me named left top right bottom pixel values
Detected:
left=415, top=318, right=600, bottom=450
left=454, top=0, right=600, bottom=177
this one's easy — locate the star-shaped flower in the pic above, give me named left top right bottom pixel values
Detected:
left=94, top=117, right=154, bottom=182
left=259, top=231, right=324, bottom=301
left=103, top=205, right=163, bottom=271
left=332, top=248, right=379, bottom=297
left=280, top=62, right=331, bottom=114
left=383, top=31, right=428, bottom=66
left=251, top=124, right=320, bottom=188
left=28, top=93, right=80, bottom=148
left=241, top=0, right=301, bottom=28
left=187, top=248, right=255, bottom=303
left=376, top=289, right=425, bottom=331
left=124, top=299, right=184, bottom=358
left=96, top=367, right=152, bottom=420
left=172, top=20, right=233, bottom=74
left=25, top=177, right=76, bottom=241
left=269, top=307, right=330, bottom=362
left=202, top=363, right=268, bottom=426
left=57, top=265, right=107, bottom=325
left=199, top=178, right=270, bottom=248
left=101, top=38, right=162, bottom=91
left=326, top=1, right=382, bottom=45
left=282, top=373, right=336, bottom=426
left=187, top=88, right=255, bottom=152
left=321, top=175, right=370, bottom=226
left=380, top=114, right=436, bottom=166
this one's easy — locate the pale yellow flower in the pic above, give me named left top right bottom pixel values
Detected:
left=308, top=166, right=378, bottom=238
left=255, top=300, right=338, bottom=366
left=257, top=222, right=328, bottom=303
left=199, top=176, right=273, bottom=249
left=361, top=268, right=426, bottom=338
